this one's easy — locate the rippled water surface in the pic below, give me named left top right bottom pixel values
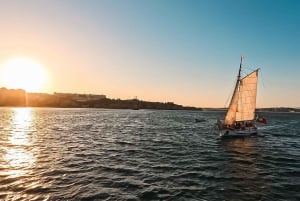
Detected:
left=0, top=108, right=299, bottom=201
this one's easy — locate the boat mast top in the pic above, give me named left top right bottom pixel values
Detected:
left=238, top=55, right=243, bottom=81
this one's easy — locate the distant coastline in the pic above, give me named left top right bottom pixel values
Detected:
left=0, top=87, right=201, bottom=110
left=0, top=87, right=299, bottom=112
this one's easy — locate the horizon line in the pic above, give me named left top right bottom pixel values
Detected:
left=1, top=86, right=299, bottom=109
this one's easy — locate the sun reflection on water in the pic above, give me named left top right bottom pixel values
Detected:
left=9, top=108, right=33, bottom=146
left=4, top=148, right=35, bottom=168
left=3, top=148, right=35, bottom=177
left=2, top=108, right=36, bottom=177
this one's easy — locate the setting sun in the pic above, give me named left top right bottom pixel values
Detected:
left=0, top=57, right=48, bottom=92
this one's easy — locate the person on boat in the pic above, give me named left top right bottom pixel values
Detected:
left=234, top=121, right=243, bottom=129
left=240, top=121, right=246, bottom=130
left=246, top=121, right=253, bottom=127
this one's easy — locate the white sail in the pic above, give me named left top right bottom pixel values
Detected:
left=236, top=70, right=259, bottom=121
left=224, top=69, right=259, bottom=125
left=224, top=80, right=240, bottom=125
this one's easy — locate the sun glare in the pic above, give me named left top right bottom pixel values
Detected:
left=0, top=57, right=48, bottom=92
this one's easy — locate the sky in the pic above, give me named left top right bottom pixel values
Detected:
left=0, top=0, right=299, bottom=108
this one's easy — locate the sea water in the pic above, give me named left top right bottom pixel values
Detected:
left=0, top=108, right=299, bottom=200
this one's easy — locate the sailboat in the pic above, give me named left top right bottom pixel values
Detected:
left=217, top=56, right=260, bottom=137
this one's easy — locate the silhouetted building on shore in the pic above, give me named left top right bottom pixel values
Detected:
left=0, top=87, right=26, bottom=106
left=54, top=92, right=106, bottom=102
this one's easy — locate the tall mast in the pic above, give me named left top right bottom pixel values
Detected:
left=224, top=56, right=244, bottom=125
left=234, top=55, right=243, bottom=90
left=238, top=55, right=243, bottom=81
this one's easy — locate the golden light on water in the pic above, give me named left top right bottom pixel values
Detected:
left=9, top=108, right=33, bottom=146
left=3, top=108, right=36, bottom=177
left=0, top=57, right=48, bottom=92
left=3, top=148, right=35, bottom=170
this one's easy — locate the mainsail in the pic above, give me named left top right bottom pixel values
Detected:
left=224, top=67, right=259, bottom=125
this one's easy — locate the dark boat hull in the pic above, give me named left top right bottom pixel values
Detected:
left=219, top=127, right=257, bottom=137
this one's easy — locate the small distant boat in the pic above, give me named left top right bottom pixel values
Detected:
left=216, top=56, right=260, bottom=137
left=195, top=118, right=205, bottom=123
